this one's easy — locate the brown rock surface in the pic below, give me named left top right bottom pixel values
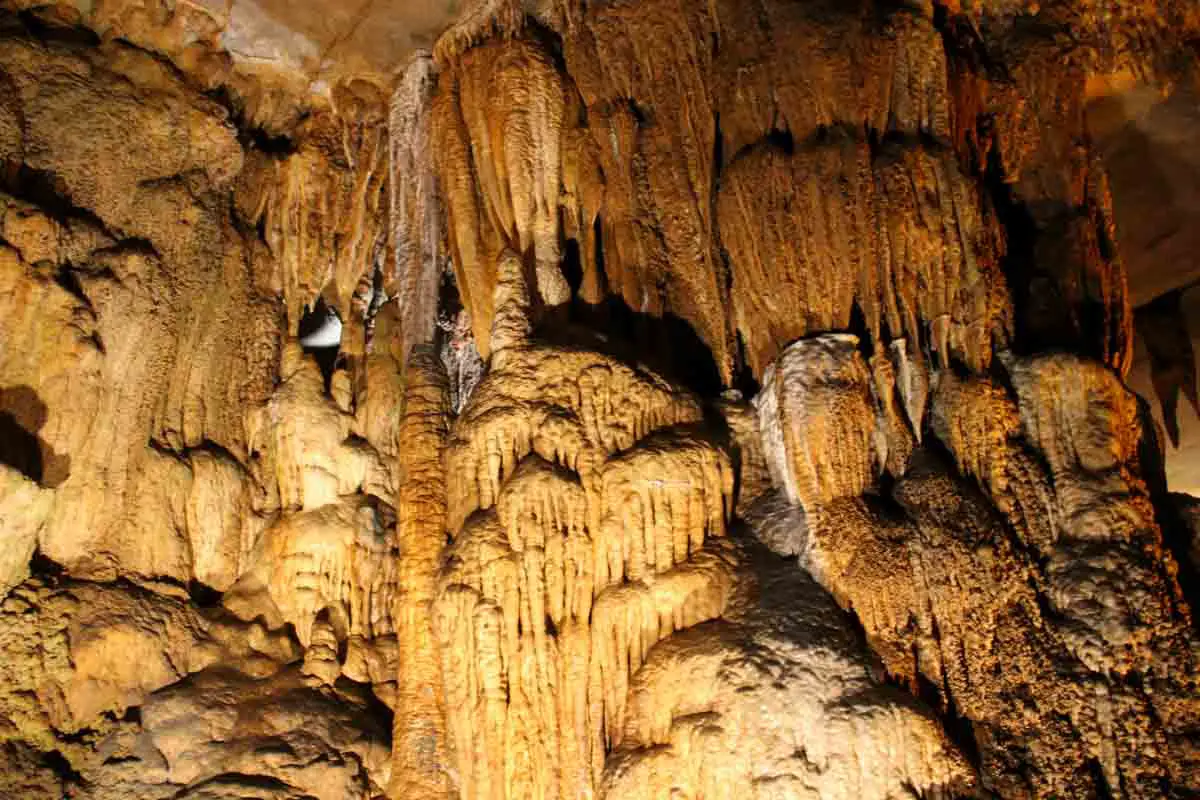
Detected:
left=1, top=1, right=1199, bottom=798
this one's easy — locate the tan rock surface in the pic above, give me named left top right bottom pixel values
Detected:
left=1, top=1, right=1199, bottom=798
left=603, top=529, right=973, bottom=800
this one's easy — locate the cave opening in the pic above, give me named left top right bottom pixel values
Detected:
left=298, top=298, right=343, bottom=393
left=547, top=293, right=725, bottom=400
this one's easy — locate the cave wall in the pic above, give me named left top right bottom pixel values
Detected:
left=0, top=0, right=1199, bottom=798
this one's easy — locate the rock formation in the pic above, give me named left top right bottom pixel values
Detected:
left=1, top=0, right=1199, bottom=798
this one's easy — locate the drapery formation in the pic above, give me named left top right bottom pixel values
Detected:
left=1, top=1, right=1199, bottom=798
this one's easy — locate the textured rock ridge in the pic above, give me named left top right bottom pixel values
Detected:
left=753, top=337, right=1200, bottom=797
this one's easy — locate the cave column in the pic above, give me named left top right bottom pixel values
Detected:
left=389, top=346, right=453, bottom=799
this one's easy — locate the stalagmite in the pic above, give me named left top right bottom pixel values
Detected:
left=223, top=499, right=398, bottom=647
left=603, top=524, right=974, bottom=800
left=433, top=261, right=737, bottom=798
left=755, top=334, right=878, bottom=516
left=389, top=348, right=453, bottom=799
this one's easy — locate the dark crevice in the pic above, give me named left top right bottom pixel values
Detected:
left=100, top=754, right=141, bottom=766
left=363, top=493, right=397, bottom=532
left=8, top=9, right=100, bottom=47
left=1086, top=757, right=1117, bottom=800
left=762, top=127, right=795, bottom=155
left=28, top=549, right=65, bottom=580
left=562, top=237, right=584, bottom=301
left=190, top=438, right=245, bottom=466
left=547, top=297, right=724, bottom=399
left=847, top=300, right=875, bottom=360
left=94, top=237, right=161, bottom=262
left=170, top=773, right=296, bottom=798
left=522, top=14, right=571, bottom=77
left=187, top=579, right=223, bottom=609
left=982, top=141, right=1041, bottom=361
left=916, top=666, right=984, bottom=778
left=626, top=97, right=650, bottom=126
left=208, top=84, right=300, bottom=155
left=712, top=110, right=726, bottom=176
left=0, top=163, right=111, bottom=235
left=0, top=406, right=44, bottom=483
left=0, top=384, right=69, bottom=487
left=334, top=675, right=395, bottom=740
left=53, top=266, right=93, bottom=309
left=39, top=747, right=84, bottom=788
left=731, top=331, right=760, bottom=399
left=592, top=215, right=608, bottom=293
left=146, top=437, right=248, bottom=476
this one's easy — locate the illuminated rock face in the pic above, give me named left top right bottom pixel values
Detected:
left=433, top=260, right=735, bottom=799
left=2, top=2, right=1200, bottom=799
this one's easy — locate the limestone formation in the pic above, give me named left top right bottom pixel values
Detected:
left=603, top=527, right=974, bottom=800
left=2, top=1, right=1200, bottom=799
left=433, top=260, right=735, bottom=798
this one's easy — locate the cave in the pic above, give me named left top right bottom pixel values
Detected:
left=0, top=1, right=1199, bottom=799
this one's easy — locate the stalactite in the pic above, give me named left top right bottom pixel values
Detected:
left=433, top=0, right=528, bottom=67
left=870, top=346, right=916, bottom=478
left=889, top=338, right=930, bottom=441
left=389, top=53, right=444, bottom=370
left=432, top=38, right=573, bottom=358
left=433, top=262, right=737, bottom=798
left=252, top=109, right=390, bottom=343
left=719, top=139, right=1010, bottom=377
left=428, top=0, right=962, bottom=385
left=718, top=139, right=867, bottom=377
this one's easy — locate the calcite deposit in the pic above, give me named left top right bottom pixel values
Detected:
left=1, top=0, right=1199, bottom=798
